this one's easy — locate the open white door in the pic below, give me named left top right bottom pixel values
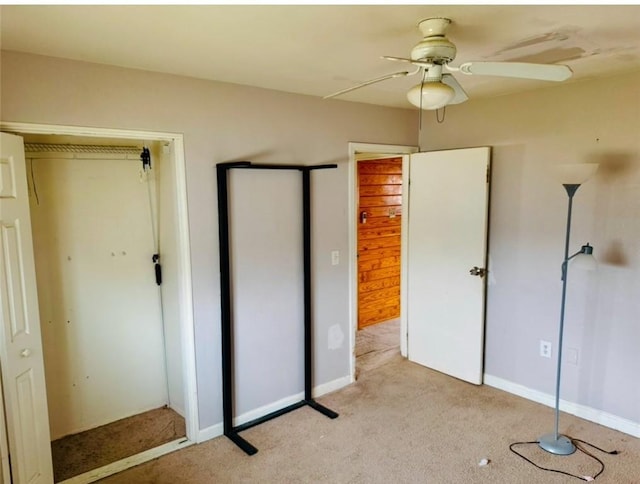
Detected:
left=0, top=133, right=54, bottom=483
left=406, top=147, right=490, bottom=385
left=0, top=375, right=11, bottom=483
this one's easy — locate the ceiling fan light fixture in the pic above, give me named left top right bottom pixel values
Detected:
left=407, top=81, right=455, bottom=110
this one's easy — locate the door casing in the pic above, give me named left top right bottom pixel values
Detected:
left=0, top=122, right=199, bottom=480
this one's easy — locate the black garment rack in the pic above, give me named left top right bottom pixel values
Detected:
left=216, top=161, right=339, bottom=456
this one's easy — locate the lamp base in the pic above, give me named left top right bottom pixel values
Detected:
left=538, top=433, right=576, bottom=455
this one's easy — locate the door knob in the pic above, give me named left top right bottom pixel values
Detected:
left=20, top=348, right=32, bottom=358
left=469, top=266, right=486, bottom=277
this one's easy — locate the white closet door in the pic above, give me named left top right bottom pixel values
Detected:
left=407, top=147, right=490, bottom=385
left=0, top=132, right=54, bottom=483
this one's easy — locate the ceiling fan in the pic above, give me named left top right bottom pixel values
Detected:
left=324, top=17, right=573, bottom=110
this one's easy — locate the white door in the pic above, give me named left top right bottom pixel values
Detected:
left=0, top=375, right=11, bottom=483
left=406, top=147, right=490, bottom=385
left=0, top=133, right=54, bottom=483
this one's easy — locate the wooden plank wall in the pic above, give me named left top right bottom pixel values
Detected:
left=357, top=157, right=402, bottom=329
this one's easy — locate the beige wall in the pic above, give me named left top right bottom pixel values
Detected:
left=3, top=48, right=638, bottom=434
left=0, top=51, right=417, bottom=430
left=421, top=70, right=640, bottom=426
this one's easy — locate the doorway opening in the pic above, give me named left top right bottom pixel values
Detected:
left=348, top=143, right=417, bottom=381
left=0, top=123, right=197, bottom=483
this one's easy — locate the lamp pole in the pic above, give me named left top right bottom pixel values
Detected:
left=539, top=183, right=594, bottom=455
left=539, top=184, right=578, bottom=455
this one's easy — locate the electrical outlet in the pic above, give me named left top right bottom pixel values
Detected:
left=540, top=340, right=552, bottom=358
left=331, top=250, right=340, bottom=266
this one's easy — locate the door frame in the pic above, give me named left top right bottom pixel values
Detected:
left=348, top=142, right=418, bottom=382
left=0, top=122, right=198, bottom=476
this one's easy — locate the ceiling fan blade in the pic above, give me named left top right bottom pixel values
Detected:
left=441, top=74, right=468, bottom=105
left=323, top=70, right=411, bottom=100
left=382, top=56, right=432, bottom=68
left=456, top=61, right=572, bottom=82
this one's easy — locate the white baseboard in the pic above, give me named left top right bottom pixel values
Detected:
left=233, top=375, right=351, bottom=427
left=484, top=374, right=640, bottom=438
left=314, top=374, right=352, bottom=397
left=196, top=374, right=351, bottom=444
left=197, top=422, right=223, bottom=443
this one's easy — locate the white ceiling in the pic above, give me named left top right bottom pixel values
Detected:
left=2, top=4, right=640, bottom=109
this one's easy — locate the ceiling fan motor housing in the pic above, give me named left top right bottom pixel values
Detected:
left=411, top=36, right=457, bottom=64
left=411, top=17, right=457, bottom=64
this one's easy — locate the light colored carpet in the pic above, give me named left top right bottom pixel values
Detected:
left=52, top=406, right=185, bottom=482
left=99, top=359, right=639, bottom=483
left=356, top=318, right=401, bottom=378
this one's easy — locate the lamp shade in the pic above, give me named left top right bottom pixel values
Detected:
left=407, top=81, right=455, bottom=110
left=554, top=163, right=599, bottom=185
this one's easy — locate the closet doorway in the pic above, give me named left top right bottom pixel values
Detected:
left=1, top=123, right=197, bottom=483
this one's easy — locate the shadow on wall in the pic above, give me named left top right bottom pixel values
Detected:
left=600, top=239, right=629, bottom=267
left=222, top=151, right=346, bottom=167
left=588, top=151, right=636, bottom=182
left=222, top=150, right=277, bottom=163
left=587, top=150, right=638, bottom=267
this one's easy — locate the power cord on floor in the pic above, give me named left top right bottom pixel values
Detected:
left=509, top=437, right=619, bottom=481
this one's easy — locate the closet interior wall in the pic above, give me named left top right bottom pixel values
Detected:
left=24, top=135, right=185, bottom=439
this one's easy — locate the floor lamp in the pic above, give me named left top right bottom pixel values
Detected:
left=538, top=163, right=598, bottom=456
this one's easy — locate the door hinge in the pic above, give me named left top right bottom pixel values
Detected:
left=153, top=253, right=162, bottom=285
left=486, top=165, right=491, bottom=184
left=469, top=266, right=487, bottom=278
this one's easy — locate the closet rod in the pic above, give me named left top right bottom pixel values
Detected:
left=24, top=143, right=142, bottom=155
